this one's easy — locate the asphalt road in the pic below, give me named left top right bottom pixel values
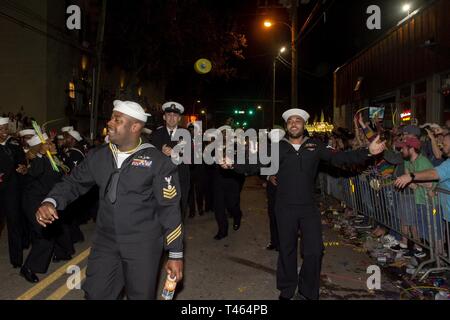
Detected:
left=0, top=177, right=400, bottom=300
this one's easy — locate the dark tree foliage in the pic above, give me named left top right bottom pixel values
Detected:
left=103, top=0, right=247, bottom=91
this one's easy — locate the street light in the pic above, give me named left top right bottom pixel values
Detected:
left=402, top=3, right=411, bottom=16
left=272, top=47, right=287, bottom=127
left=263, top=16, right=299, bottom=110
left=263, top=20, right=273, bottom=28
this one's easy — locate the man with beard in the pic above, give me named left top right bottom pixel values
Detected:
left=35, top=101, right=183, bottom=299
left=224, top=108, right=386, bottom=300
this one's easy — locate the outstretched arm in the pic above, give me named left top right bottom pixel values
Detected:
left=319, top=135, right=386, bottom=167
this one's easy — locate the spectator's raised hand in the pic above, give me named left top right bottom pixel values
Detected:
left=368, top=135, right=386, bottom=156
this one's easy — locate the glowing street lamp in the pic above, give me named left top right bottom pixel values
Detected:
left=263, top=20, right=273, bottom=28
left=402, top=3, right=411, bottom=16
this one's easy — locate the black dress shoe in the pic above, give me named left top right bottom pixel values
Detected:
left=20, top=267, right=39, bottom=283
left=266, top=243, right=276, bottom=250
left=198, top=210, right=204, bottom=216
left=12, top=264, right=22, bottom=269
left=233, top=223, right=240, bottom=231
left=188, top=213, right=195, bottom=218
left=214, top=233, right=228, bottom=240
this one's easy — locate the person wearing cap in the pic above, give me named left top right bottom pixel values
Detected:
left=0, top=116, right=28, bottom=269
left=210, top=125, right=246, bottom=239
left=35, top=100, right=183, bottom=299
left=63, top=130, right=85, bottom=171
left=393, top=136, right=442, bottom=257
left=395, top=133, right=450, bottom=225
left=226, top=108, right=386, bottom=300
left=19, top=134, right=74, bottom=283
left=150, top=101, right=191, bottom=221
left=187, top=123, right=207, bottom=218
left=18, top=129, right=36, bottom=149
left=401, top=124, right=421, bottom=139
left=16, top=128, right=36, bottom=250
left=60, top=129, right=88, bottom=247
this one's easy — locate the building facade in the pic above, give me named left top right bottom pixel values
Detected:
left=333, top=0, right=450, bottom=128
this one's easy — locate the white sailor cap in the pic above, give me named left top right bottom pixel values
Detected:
left=27, top=134, right=49, bottom=147
left=282, top=108, right=310, bottom=123
left=57, top=135, right=64, bottom=140
left=113, top=100, right=150, bottom=123
left=0, top=117, right=9, bottom=126
left=162, top=102, right=184, bottom=114
left=68, top=130, right=83, bottom=142
left=61, top=126, right=74, bottom=133
left=19, top=129, right=36, bottom=137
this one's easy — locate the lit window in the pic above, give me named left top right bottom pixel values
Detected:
left=69, top=82, right=75, bottom=99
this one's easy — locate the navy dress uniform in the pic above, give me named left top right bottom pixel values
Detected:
left=64, top=130, right=86, bottom=171
left=43, top=102, right=183, bottom=300
left=0, top=117, right=27, bottom=268
left=21, top=134, right=73, bottom=282
left=150, top=102, right=190, bottom=221
left=62, top=130, right=88, bottom=246
left=212, top=126, right=244, bottom=240
left=234, top=109, right=376, bottom=300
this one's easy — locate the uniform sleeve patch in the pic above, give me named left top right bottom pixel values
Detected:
left=163, top=175, right=177, bottom=199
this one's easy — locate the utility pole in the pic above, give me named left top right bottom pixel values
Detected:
left=90, top=0, right=107, bottom=141
left=272, top=59, right=277, bottom=127
left=290, top=0, right=298, bottom=108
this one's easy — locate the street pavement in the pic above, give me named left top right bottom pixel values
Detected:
left=0, top=177, right=400, bottom=300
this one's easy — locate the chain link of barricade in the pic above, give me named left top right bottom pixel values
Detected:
left=319, top=172, right=450, bottom=282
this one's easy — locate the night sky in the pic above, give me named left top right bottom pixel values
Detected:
left=105, top=0, right=433, bottom=128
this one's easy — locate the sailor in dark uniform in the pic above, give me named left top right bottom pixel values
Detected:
left=0, top=117, right=28, bottom=268
left=150, top=102, right=190, bottom=221
left=63, top=130, right=85, bottom=171
left=20, top=134, right=73, bottom=283
left=62, top=129, right=87, bottom=247
left=187, top=123, right=207, bottom=217
left=36, top=100, right=184, bottom=300
left=17, top=129, right=37, bottom=250
left=224, top=109, right=386, bottom=300
left=212, top=126, right=244, bottom=240
left=60, top=126, right=74, bottom=164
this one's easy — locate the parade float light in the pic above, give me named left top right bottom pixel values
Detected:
left=305, top=111, right=334, bottom=133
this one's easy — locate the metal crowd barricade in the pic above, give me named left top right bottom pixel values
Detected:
left=320, top=172, right=450, bottom=282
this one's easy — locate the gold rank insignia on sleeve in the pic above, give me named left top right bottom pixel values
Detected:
left=163, top=176, right=177, bottom=199
left=167, top=224, right=182, bottom=245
